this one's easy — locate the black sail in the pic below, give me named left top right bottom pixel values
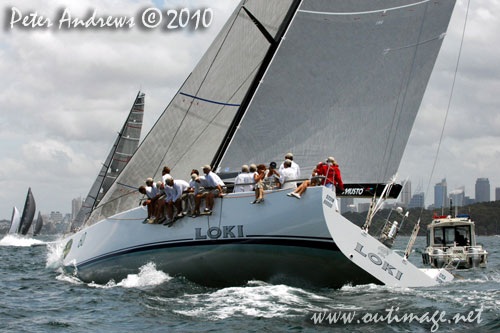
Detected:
left=71, top=92, right=145, bottom=231
left=19, top=188, right=36, bottom=235
left=33, top=211, right=43, bottom=236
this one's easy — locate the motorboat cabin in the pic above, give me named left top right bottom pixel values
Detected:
left=422, top=215, right=487, bottom=269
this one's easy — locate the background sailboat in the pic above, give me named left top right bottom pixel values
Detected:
left=70, top=92, right=145, bottom=232
left=8, top=207, right=21, bottom=234
left=18, top=188, right=36, bottom=235
left=33, top=212, right=43, bottom=236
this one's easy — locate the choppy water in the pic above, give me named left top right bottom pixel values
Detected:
left=0, top=234, right=498, bottom=332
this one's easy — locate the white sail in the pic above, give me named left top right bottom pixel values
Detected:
left=217, top=0, right=456, bottom=182
left=89, top=0, right=296, bottom=224
left=71, top=92, right=145, bottom=231
left=8, top=206, right=21, bottom=234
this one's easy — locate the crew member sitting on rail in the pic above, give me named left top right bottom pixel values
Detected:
left=190, top=171, right=209, bottom=218
left=279, top=160, right=297, bottom=190
left=164, top=176, right=190, bottom=223
left=287, top=162, right=323, bottom=199
left=234, top=165, right=254, bottom=193
left=202, top=165, right=225, bottom=214
left=251, top=164, right=266, bottom=204
left=279, top=153, right=300, bottom=179
left=318, top=157, right=343, bottom=212
left=154, top=181, right=167, bottom=223
left=318, top=157, right=344, bottom=191
left=265, top=161, right=281, bottom=189
left=138, top=177, right=161, bottom=223
left=249, top=164, right=257, bottom=190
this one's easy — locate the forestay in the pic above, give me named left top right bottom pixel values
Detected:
left=89, top=0, right=295, bottom=224
left=217, top=0, right=456, bottom=183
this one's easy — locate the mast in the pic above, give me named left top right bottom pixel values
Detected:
left=211, top=0, right=302, bottom=170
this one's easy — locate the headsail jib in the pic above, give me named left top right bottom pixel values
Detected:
left=90, top=1, right=296, bottom=223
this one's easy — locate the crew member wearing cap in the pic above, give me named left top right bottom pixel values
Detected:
left=318, top=157, right=343, bottom=212
left=265, top=161, right=281, bottom=189
left=164, top=176, right=190, bottom=224
left=202, top=165, right=225, bottom=214
left=319, top=157, right=344, bottom=190
left=189, top=170, right=210, bottom=217
left=234, top=165, right=254, bottom=193
left=138, top=178, right=161, bottom=223
left=279, top=153, right=301, bottom=181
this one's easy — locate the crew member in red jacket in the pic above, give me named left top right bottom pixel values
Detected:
left=319, top=157, right=344, bottom=191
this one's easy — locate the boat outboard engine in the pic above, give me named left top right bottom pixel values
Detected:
left=432, top=249, right=445, bottom=268
left=468, top=247, right=481, bottom=268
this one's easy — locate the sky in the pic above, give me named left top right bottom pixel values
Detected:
left=0, top=0, right=499, bottom=219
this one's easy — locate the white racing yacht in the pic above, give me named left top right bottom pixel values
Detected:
left=59, top=0, right=457, bottom=288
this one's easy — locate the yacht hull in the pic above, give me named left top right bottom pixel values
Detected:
left=62, top=187, right=379, bottom=287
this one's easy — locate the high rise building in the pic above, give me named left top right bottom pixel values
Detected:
left=400, top=180, right=412, bottom=207
left=449, top=187, right=465, bottom=207
left=495, top=187, right=500, bottom=201
left=475, top=178, right=490, bottom=203
left=358, top=202, right=371, bottom=213
left=434, top=178, right=448, bottom=209
left=71, top=197, right=83, bottom=221
left=50, top=211, right=63, bottom=223
left=340, top=198, right=355, bottom=214
left=409, top=192, right=425, bottom=208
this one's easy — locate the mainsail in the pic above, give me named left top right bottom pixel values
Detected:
left=89, top=0, right=297, bottom=223
left=70, top=92, right=145, bottom=231
left=217, top=0, right=456, bottom=183
left=90, top=0, right=455, bottom=223
left=33, top=211, right=43, bottom=236
left=8, top=206, right=21, bottom=234
left=19, top=188, right=36, bottom=235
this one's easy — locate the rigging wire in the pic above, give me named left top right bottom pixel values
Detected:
left=380, top=2, right=430, bottom=183
left=415, top=0, right=471, bottom=227
left=152, top=6, right=244, bottom=178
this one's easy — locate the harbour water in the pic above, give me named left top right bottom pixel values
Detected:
left=0, top=235, right=498, bottom=332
